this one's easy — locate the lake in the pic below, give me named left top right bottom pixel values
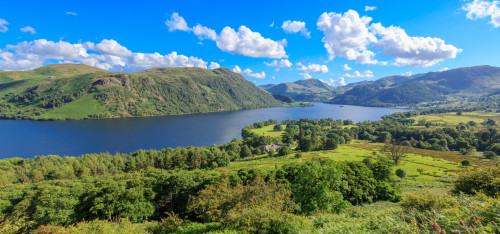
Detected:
left=0, top=104, right=409, bottom=158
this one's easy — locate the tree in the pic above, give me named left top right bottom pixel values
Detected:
left=240, top=145, right=252, bottom=158
left=268, top=149, right=275, bottom=157
left=456, top=110, right=463, bottom=116
left=395, top=169, right=407, bottom=179
left=381, top=140, right=411, bottom=164
left=461, top=160, right=471, bottom=167
left=277, top=146, right=291, bottom=156
left=273, top=124, right=283, bottom=131
left=323, top=138, right=338, bottom=150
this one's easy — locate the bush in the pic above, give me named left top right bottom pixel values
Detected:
left=461, top=160, right=471, bottom=167
left=484, top=151, right=497, bottom=159
left=395, top=169, right=407, bottom=179
left=453, top=167, right=500, bottom=197
left=401, top=190, right=455, bottom=212
left=273, top=124, right=283, bottom=131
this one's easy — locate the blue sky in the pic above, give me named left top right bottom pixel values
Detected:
left=1, top=0, right=499, bottom=86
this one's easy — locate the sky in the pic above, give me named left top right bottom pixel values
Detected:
left=1, top=0, right=500, bottom=86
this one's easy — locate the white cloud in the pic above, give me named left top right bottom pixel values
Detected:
left=165, top=13, right=287, bottom=59
left=217, top=26, right=287, bottom=58
left=462, top=0, right=500, bottom=27
left=316, top=10, right=461, bottom=67
left=208, top=62, right=220, bottom=69
left=88, top=39, right=132, bottom=57
left=344, top=70, right=373, bottom=78
left=264, top=59, right=292, bottom=68
left=192, top=24, right=217, bottom=40
left=165, top=12, right=190, bottom=32
left=269, top=22, right=274, bottom=27
left=299, top=73, right=312, bottom=79
left=317, top=10, right=378, bottom=64
left=439, top=67, right=449, bottom=72
left=65, top=12, right=78, bottom=15
left=20, top=26, right=36, bottom=34
left=0, top=39, right=209, bottom=71
left=321, top=78, right=346, bottom=87
left=371, top=23, right=462, bottom=67
left=232, top=65, right=266, bottom=79
left=0, top=18, right=9, bottom=32
left=365, top=6, right=377, bottom=12
left=297, top=64, right=328, bottom=73
left=281, top=20, right=311, bottom=38
left=401, top=71, right=412, bottom=76
left=343, top=64, right=352, bottom=71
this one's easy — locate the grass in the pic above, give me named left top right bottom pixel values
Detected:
left=37, top=94, right=107, bottom=120
left=249, top=125, right=285, bottom=138
left=410, top=111, right=500, bottom=126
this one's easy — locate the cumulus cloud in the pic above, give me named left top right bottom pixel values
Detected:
left=281, top=20, right=311, bottom=38
left=232, top=65, right=265, bottom=79
left=439, top=67, right=449, bottom=72
left=297, top=64, right=328, bottom=73
left=343, top=64, right=352, bottom=71
left=0, top=39, right=211, bottom=71
left=462, top=0, right=500, bottom=27
left=165, top=13, right=287, bottom=58
left=321, top=78, right=347, bottom=87
left=65, top=12, right=78, bottom=15
left=365, top=6, right=377, bottom=12
left=208, top=62, right=220, bottom=69
left=371, top=23, right=462, bottom=67
left=20, top=26, right=36, bottom=34
left=165, top=12, right=190, bottom=32
left=192, top=24, right=217, bottom=40
left=344, top=70, right=373, bottom=78
left=316, top=10, right=461, bottom=67
left=264, top=59, right=292, bottom=68
left=317, top=10, right=378, bottom=64
left=299, top=73, right=312, bottom=79
left=0, top=18, right=9, bottom=32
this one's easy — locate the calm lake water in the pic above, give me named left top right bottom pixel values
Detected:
left=0, top=104, right=408, bottom=158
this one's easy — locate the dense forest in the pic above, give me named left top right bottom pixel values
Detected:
left=0, top=64, right=284, bottom=120
left=1, top=110, right=499, bottom=233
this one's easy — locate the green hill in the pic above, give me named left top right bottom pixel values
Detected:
left=0, top=64, right=284, bottom=120
left=260, top=78, right=335, bottom=102
left=330, top=65, right=500, bottom=107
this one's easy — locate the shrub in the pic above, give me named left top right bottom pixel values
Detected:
left=273, top=124, right=283, bottom=131
left=401, top=190, right=455, bottom=212
left=453, top=167, right=500, bottom=197
left=395, top=169, right=407, bottom=179
left=484, top=151, right=497, bottom=159
left=461, top=160, right=471, bottom=167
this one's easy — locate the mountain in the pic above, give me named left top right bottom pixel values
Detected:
left=330, top=65, right=500, bottom=107
left=259, top=78, right=335, bottom=102
left=0, top=64, right=284, bottom=120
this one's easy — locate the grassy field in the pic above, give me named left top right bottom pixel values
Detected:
left=37, top=94, right=107, bottom=120
left=246, top=122, right=498, bottom=189
left=410, top=111, right=500, bottom=125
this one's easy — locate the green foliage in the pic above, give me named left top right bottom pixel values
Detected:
left=453, top=167, right=500, bottom=197
left=461, top=159, right=471, bottom=167
left=484, top=151, right=497, bottom=159
left=273, top=124, right=283, bottom=131
left=395, top=169, right=407, bottom=179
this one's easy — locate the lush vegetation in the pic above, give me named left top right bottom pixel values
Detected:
left=0, top=64, right=286, bottom=120
left=0, top=110, right=499, bottom=233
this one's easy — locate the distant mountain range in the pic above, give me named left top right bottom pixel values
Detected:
left=261, top=65, right=500, bottom=107
left=0, top=64, right=283, bottom=120
left=259, top=79, right=337, bottom=102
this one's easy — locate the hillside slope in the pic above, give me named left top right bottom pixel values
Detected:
left=260, top=78, right=335, bottom=102
left=330, top=65, right=500, bottom=107
left=0, top=65, right=283, bottom=120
